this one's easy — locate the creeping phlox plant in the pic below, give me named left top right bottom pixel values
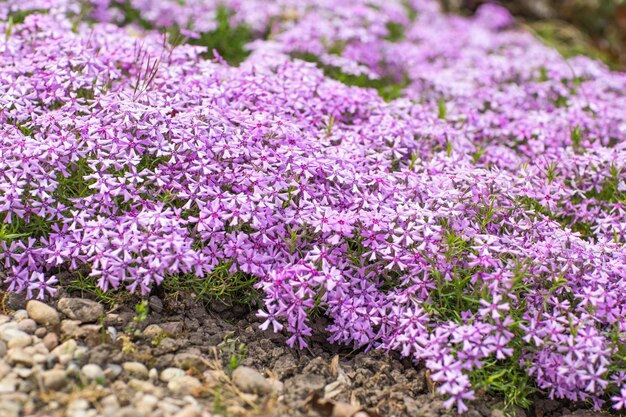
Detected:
left=2, top=0, right=626, bottom=412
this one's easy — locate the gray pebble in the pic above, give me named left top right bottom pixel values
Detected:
left=58, top=298, right=104, bottom=324
left=231, top=366, right=266, bottom=394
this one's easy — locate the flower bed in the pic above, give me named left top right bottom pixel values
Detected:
left=1, top=0, right=626, bottom=412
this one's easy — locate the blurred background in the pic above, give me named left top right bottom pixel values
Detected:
left=440, top=0, right=626, bottom=70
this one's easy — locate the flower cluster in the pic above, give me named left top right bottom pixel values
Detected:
left=2, top=0, right=626, bottom=412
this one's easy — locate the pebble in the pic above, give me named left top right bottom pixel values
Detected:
left=123, top=362, right=149, bottom=380
left=173, top=353, right=207, bottom=371
left=167, top=375, right=202, bottom=395
left=13, top=310, right=28, bottom=321
left=61, top=319, right=82, bottom=337
left=160, top=367, right=186, bottom=382
left=232, top=366, right=267, bottom=394
left=142, top=324, right=164, bottom=339
left=58, top=298, right=104, bottom=323
left=174, top=405, right=201, bottom=417
left=0, top=380, right=17, bottom=394
left=7, top=348, right=35, bottom=367
left=82, top=364, right=105, bottom=381
left=41, top=369, right=68, bottom=390
left=42, top=332, right=59, bottom=350
left=104, top=364, right=123, bottom=380
left=2, top=329, right=31, bottom=349
left=52, top=339, right=77, bottom=357
left=34, top=327, right=47, bottom=338
left=136, top=394, right=159, bottom=412
left=26, top=301, right=60, bottom=326
left=17, top=319, right=37, bottom=334
left=0, top=360, right=11, bottom=379
left=148, top=367, right=158, bottom=381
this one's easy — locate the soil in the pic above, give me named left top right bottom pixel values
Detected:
left=0, top=288, right=607, bottom=417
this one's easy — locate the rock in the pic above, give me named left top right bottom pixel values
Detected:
left=26, top=301, right=60, bottom=326
left=173, top=353, right=207, bottom=371
left=0, top=340, right=7, bottom=357
left=41, top=369, right=68, bottom=390
left=265, top=378, right=284, bottom=395
left=82, top=364, right=105, bottom=381
left=160, top=367, right=186, bottom=383
left=491, top=410, right=506, bottom=417
left=159, top=322, right=183, bottom=335
left=174, top=405, right=201, bottom=417
left=122, top=362, right=149, bottom=380
left=58, top=298, right=104, bottom=323
left=52, top=339, right=77, bottom=357
left=42, top=332, right=59, bottom=351
left=148, top=368, right=158, bottom=381
left=0, top=380, right=17, bottom=394
left=152, top=337, right=181, bottom=356
left=6, top=348, right=34, bottom=367
left=141, top=324, right=164, bottom=339
left=61, top=320, right=82, bottom=337
left=0, top=360, right=11, bottom=379
left=13, top=310, right=28, bottom=322
left=104, top=364, right=122, bottom=380
left=136, top=394, right=159, bottom=412
left=148, top=296, right=163, bottom=313
left=232, top=366, right=266, bottom=394
left=127, top=379, right=163, bottom=396
left=17, top=319, right=37, bottom=334
left=2, top=329, right=31, bottom=348
left=34, top=327, right=47, bottom=338
left=167, top=375, right=202, bottom=395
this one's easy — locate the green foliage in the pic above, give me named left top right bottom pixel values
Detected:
left=292, top=52, right=408, bottom=102
left=183, top=6, right=252, bottom=65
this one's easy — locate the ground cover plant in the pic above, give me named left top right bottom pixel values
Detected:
left=1, top=0, right=626, bottom=413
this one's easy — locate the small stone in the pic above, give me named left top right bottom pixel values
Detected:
left=173, top=353, right=207, bottom=371
left=167, top=375, right=202, bottom=395
left=0, top=380, right=17, bottom=394
left=41, top=369, right=68, bottom=390
left=6, top=349, right=34, bottom=367
left=26, top=301, right=60, bottom=326
left=2, top=329, right=31, bottom=349
left=148, top=296, right=163, bottom=313
left=141, top=324, right=164, bottom=339
left=7, top=334, right=32, bottom=349
left=264, top=378, right=284, bottom=395
left=0, top=340, right=7, bottom=357
left=42, top=332, right=59, bottom=351
left=136, top=394, right=159, bottom=412
left=159, top=322, right=183, bottom=335
left=58, top=298, right=104, bottom=323
left=82, top=364, right=105, bottom=381
left=13, top=310, right=28, bottom=321
left=61, top=319, right=82, bottom=337
left=114, top=407, right=145, bottom=417
left=174, top=405, right=201, bottom=417
left=160, top=367, right=185, bottom=383
left=34, top=327, right=47, bottom=338
left=127, top=379, right=163, bottom=396
left=122, top=362, right=149, bottom=380
left=52, top=339, right=77, bottom=357
left=148, top=368, right=158, bottom=381
left=232, top=366, right=266, bottom=394
left=491, top=410, right=506, bottom=417
left=17, top=319, right=37, bottom=334
left=0, top=361, right=11, bottom=379
left=104, top=364, right=122, bottom=380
